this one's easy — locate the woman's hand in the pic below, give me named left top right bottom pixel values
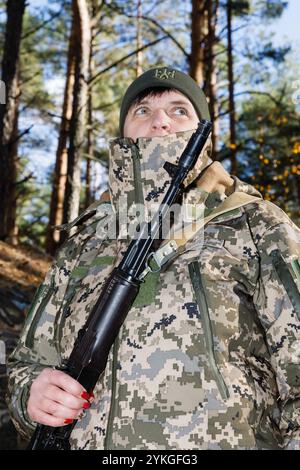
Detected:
left=27, top=368, right=92, bottom=427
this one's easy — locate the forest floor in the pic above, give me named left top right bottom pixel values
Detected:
left=0, top=241, right=52, bottom=450
left=0, top=240, right=51, bottom=290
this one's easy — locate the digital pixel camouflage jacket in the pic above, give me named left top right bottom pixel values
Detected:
left=6, top=131, right=300, bottom=450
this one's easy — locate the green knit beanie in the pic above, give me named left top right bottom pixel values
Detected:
left=119, top=66, right=210, bottom=136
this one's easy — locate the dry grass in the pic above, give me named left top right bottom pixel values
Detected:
left=0, top=241, right=52, bottom=290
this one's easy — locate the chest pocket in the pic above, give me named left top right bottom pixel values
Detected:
left=199, top=212, right=259, bottom=294
left=270, top=250, right=300, bottom=320
left=24, top=272, right=56, bottom=349
left=188, top=260, right=229, bottom=401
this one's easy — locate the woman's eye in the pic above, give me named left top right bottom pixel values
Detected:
left=134, top=107, right=148, bottom=115
left=173, top=107, right=188, bottom=116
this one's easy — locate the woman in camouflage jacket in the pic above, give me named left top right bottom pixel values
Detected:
left=6, top=67, right=300, bottom=450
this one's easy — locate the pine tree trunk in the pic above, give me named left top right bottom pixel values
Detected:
left=0, top=0, right=26, bottom=242
left=84, top=99, right=93, bottom=209
left=45, top=15, right=77, bottom=255
left=190, top=0, right=207, bottom=86
left=84, top=0, right=101, bottom=210
left=190, top=1, right=220, bottom=158
left=205, top=0, right=220, bottom=157
left=226, top=0, right=237, bottom=174
left=62, top=0, right=91, bottom=226
left=6, top=96, right=20, bottom=245
left=84, top=54, right=94, bottom=210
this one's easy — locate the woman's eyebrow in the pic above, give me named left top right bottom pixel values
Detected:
left=133, top=99, right=192, bottom=108
left=168, top=100, right=192, bottom=106
left=133, top=99, right=150, bottom=107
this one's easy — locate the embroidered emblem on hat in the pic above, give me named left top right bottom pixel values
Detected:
left=154, top=68, right=176, bottom=80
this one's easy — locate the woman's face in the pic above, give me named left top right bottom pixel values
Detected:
left=123, top=90, right=199, bottom=141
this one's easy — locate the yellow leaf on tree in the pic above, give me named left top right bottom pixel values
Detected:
left=292, top=142, right=300, bottom=154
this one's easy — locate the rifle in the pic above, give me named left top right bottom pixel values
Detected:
left=27, top=120, right=212, bottom=450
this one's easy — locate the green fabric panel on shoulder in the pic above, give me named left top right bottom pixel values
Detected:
left=291, top=259, right=300, bottom=283
left=132, top=271, right=160, bottom=308
left=70, top=266, right=89, bottom=278
left=92, top=256, right=115, bottom=266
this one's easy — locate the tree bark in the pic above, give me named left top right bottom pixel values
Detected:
left=62, top=0, right=91, bottom=227
left=6, top=93, right=20, bottom=245
left=190, top=0, right=207, bottom=86
left=206, top=0, right=220, bottom=157
left=84, top=0, right=97, bottom=211
left=226, top=0, right=237, bottom=174
left=0, top=0, right=26, bottom=242
left=189, top=0, right=220, bottom=158
left=45, top=13, right=77, bottom=255
left=84, top=95, right=93, bottom=210
left=84, top=112, right=94, bottom=209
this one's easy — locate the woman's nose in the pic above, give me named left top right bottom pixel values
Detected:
left=151, top=109, right=171, bottom=131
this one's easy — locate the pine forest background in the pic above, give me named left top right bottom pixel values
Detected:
left=0, top=0, right=299, bottom=449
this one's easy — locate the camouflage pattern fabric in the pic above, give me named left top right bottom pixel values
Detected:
left=5, top=130, right=300, bottom=450
left=108, top=130, right=213, bottom=223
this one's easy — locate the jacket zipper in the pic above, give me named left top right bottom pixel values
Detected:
left=131, top=144, right=144, bottom=207
left=188, top=261, right=229, bottom=400
left=104, top=335, right=120, bottom=450
left=25, top=277, right=55, bottom=349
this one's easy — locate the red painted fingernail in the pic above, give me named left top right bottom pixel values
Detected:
left=81, top=391, right=90, bottom=400
left=83, top=401, right=91, bottom=409
left=64, top=419, right=73, bottom=424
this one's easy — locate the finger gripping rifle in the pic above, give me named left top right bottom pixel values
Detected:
left=28, top=120, right=212, bottom=450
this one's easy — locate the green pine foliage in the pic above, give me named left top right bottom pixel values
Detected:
left=216, top=0, right=300, bottom=225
